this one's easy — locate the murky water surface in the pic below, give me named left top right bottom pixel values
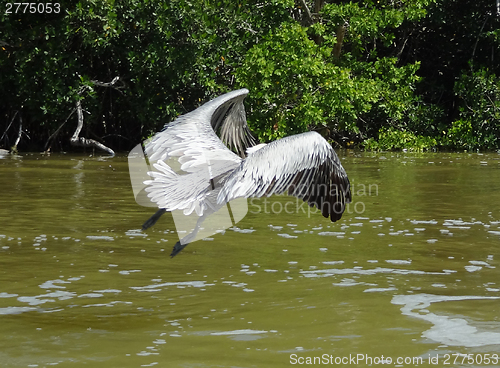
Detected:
left=1, top=152, right=499, bottom=367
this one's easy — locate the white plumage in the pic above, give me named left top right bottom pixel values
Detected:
left=141, top=89, right=351, bottom=257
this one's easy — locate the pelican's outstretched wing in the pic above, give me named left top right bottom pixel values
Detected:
left=144, top=88, right=256, bottom=164
left=210, top=90, right=258, bottom=157
left=143, top=89, right=257, bottom=215
left=217, top=131, right=351, bottom=222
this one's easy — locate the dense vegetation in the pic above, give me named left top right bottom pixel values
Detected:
left=1, top=0, right=499, bottom=152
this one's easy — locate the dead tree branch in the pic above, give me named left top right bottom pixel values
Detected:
left=44, top=107, right=77, bottom=152
left=89, top=76, right=125, bottom=93
left=394, top=29, right=413, bottom=62
left=11, top=114, right=23, bottom=153
left=1, top=110, right=18, bottom=143
left=298, top=0, right=314, bottom=25
left=70, top=100, right=115, bottom=156
left=48, top=75, right=122, bottom=155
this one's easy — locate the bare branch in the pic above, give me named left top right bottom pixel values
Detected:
left=395, top=30, right=411, bottom=61
left=70, top=100, right=115, bottom=156
left=76, top=75, right=125, bottom=95
left=472, top=16, right=489, bottom=61
left=485, top=94, right=499, bottom=114
left=89, top=76, right=125, bottom=93
left=298, top=0, right=314, bottom=25
left=64, top=75, right=123, bottom=155
left=14, top=115, right=22, bottom=148
left=11, top=114, right=23, bottom=153
left=1, top=110, right=18, bottom=142
left=44, top=107, right=77, bottom=152
left=72, top=100, right=84, bottom=141
left=239, top=21, right=257, bottom=35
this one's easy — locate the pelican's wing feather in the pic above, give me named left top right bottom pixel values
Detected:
left=142, top=89, right=258, bottom=215
left=144, top=88, right=255, bottom=165
left=144, top=160, right=233, bottom=216
left=218, top=131, right=351, bottom=222
left=210, top=91, right=258, bottom=158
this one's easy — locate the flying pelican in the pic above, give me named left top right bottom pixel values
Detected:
left=140, top=89, right=351, bottom=257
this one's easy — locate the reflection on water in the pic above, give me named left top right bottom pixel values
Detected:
left=0, top=152, right=499, bottom=366
left=392, top=294, right=500, bottom=347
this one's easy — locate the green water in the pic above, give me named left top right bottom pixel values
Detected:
left=0, top=152, right=499, bottom=367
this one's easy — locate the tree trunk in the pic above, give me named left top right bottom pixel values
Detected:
left=333, top=22, right=349, bottom=58
left=314, top=0, right=324, bottom=14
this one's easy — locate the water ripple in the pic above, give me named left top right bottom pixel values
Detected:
left=131, top=281, right=210, bottom=292
left=301, top=266, right=454, bottom=278
left=392, top=294, right=500, bottom=347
